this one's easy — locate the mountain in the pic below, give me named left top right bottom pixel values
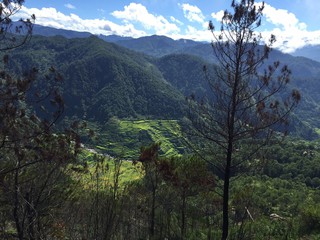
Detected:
left=31, top=25, right=200, bottom=58
left=6, top=31, right=320, bottom=139
left=112, top=35, right=200, bottom=57
left=155, top=53, right=211, bottom=97
left=98, top=34, right=133, bottom=42
left=8, top=35, right=186, bottom=121
left=32, top=24, right=93, bottom=38
left=292, top=45, right=320, bottom=63
left=154, top=45, right=320, bottom=139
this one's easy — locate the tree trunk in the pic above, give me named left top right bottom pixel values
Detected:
left=149, top=186, right=156, bottom=238
left=221, top=149, right=232, bottom=240
left=181, top=190, right=186, bottom=239
left=222, top=70, right=238, bottom=239
left=13, top=161, right=24, bottom=240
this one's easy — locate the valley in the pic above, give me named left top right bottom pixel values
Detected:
left=2, top=19, right=320, bottom=239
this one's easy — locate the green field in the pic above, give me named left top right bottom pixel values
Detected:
left=95, top=119, right=186, bottom=159
left=74, top=149, right=143, bottom=189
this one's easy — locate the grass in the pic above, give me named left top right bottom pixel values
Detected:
left=71, top=149, right=143, bottom=190
left=96, top=119, right=185, bottom=159
left=69, top=118, right=186, bottom=189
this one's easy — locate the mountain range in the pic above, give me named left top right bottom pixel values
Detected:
left=32, top=24, right=320, bottom=62
left=9, top=25, right=320, bottom=139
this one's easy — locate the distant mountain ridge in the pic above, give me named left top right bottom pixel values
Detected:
left=31, top=24, right=320, bottom=62
left=111, top=35, right=200, bottom=57
left=9, top=25, right=320, bottom=139
left=291, top=45, right=320, bottom=63
left=32, top=24, right=93, bottom=38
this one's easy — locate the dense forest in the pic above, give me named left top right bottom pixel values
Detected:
left=1, top=0, right=320, bottom=239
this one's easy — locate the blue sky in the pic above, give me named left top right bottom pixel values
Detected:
left=15, top=0, right=320, bottom=53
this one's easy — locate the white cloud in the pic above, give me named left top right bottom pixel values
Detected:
left=13, top=6, right=146, bottom=37
left=64, top=3, right=75, bottom=10
left=180, top=3, right=205, bottom=24
left=170, top=16, right=183, bottom=26
left=262, top=2, right=306, bottom=31
left=9, top=3, right=320, bottom=52
left=258, top=2, right=315, bottom=52
left=211, top=10, right=224, bottom=22
left=209, top=2, right=320, bottom=53
left=111, top=3, right=180, bottom=35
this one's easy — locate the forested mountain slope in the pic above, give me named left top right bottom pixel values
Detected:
left=5, top=33, right=320, bottom=139
left=292, top=44, right=320, bottom=63
left=8, top=35, right=186, bottom=121
left=109, top=35, right=199, bottom=57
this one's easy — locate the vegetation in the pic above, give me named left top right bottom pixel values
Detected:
left=8, top=35, right=187, bottom=121
left=90, top=118, right=185, bottom=159
left=0, top=0, right=320, bottom=239
left=188, top=0, right=300, bottom=239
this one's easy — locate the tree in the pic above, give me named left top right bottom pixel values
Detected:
left=188, top=0, right=300, bottom=239
left=0, top=54, right=79, bottom=238
left=137, top=142, right=162, bottom=238
left=0, top=0, right=34, bottom=50
left=158, top=156, right=215, bottom=239
left=0, top=1, right=81, bottom=238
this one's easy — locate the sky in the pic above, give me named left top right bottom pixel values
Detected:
left=12, top=0, right=320, bottom=53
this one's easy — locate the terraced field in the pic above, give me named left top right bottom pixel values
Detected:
left=96, top=119, right=186, bottom=159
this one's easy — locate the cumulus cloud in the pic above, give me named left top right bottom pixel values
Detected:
left=111, top=3, right=180, bottom=35
left=13, top=6, right=146, bottom=37
left=180, top=3, right=205, bottom=24
left=210, top=2, right=320, bottom=53
left=211, top=10, right=224, bottom=22
left=262, top=2, right=306, bottom=31
left=258, top=2, right=315, bottom=52
left=170, top=16, right=183, bottom=26
left=8, top=2, right=320, bottom=52
left=64, top=3, right=76, bottom=10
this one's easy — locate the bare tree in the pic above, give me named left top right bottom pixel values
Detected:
left=187, top=0, right=300, bottom=239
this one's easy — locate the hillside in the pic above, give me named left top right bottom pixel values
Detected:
left=32, top=24, right=92, bottom=38
left=5, top=33, right=320, bottom=140
left=3, top=2, right=320, bottom=238
left=8, top=35, right=187, bottom=121
left=292, top=44, right=320, bottom=63
left=110, top=35, right=199, bottom=57
left=155, top=53, right=211, bottom=97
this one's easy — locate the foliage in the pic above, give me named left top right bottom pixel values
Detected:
left=8, top=35, right=187, bottom=121
left=156, top=53, right=211, bottom=97
left=0, top=1, right=319, bottom=239
left=188, top=0, right=300, bottom=239
left=91, top=118, right=186, bottom=159
left=4, top=31, right=320, bottom=139
left=113, top=35, right=199, bottom=57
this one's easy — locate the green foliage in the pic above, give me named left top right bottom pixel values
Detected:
left=114, top=35, right=199, bottom=57
left=262, top=139, right=320, bottom=186
left=298, top=200, right=320, bottom=236
left=8, top=35, right=187, bottom=121
left=0, top=52, right=78, bottom=239
left=95, top=119, right=186, bottom=159
left=2, top=14, right=320, bottom=239
left=156, top=53, right=211, bottom=97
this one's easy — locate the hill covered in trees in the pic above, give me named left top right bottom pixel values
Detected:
left=1, top=2, right=320, bottom=238
left=8, top=35, right=187, bottom=121
left=5, top=33, right=320, bottom=140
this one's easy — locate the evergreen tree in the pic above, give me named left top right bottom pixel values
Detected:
left=188, top=0, right=300, bottom=239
